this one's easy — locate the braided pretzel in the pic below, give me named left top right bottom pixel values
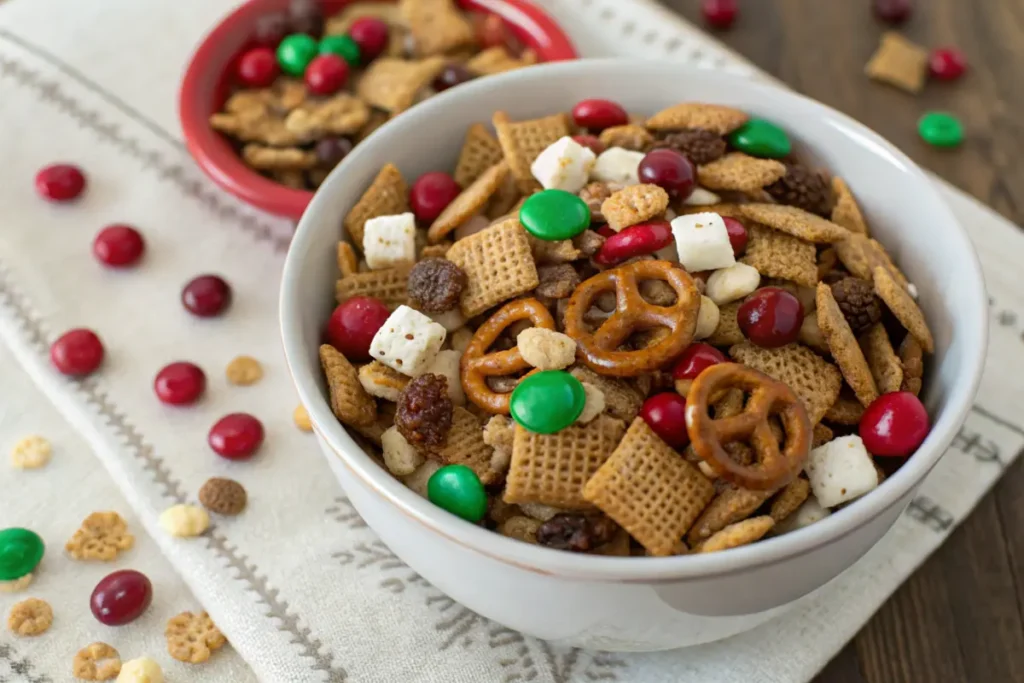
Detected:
left=685, top=363, right=812, bottom=491
left=461, top=298, right=555, bottom=414
left=563, top=260, right=700, bottom=377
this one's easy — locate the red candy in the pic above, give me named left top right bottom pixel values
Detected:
left=348, top=17, right=390, bottom=62
left=93, top=224, right=145, bottom=267
left=304, top=54, right=349, bottom=95
left=475, top=14, right=509, bottom=49
left=409, top=172, right=461, bottom=223
left=593, top=221, right=672, bottom=266
left=672, top=343, right=727, bottom=381
left=701, top=0, right=738, bottom=29
left=35, top=163, right=86, bottom=202
left=571, top=99, right=629, bottom=132
left=859, top=392, right=929, bottom=457
left=595, top=225, right=616, bottom=239
left=209, top=413, right=265, bottom=460
left=737, top=287, right=804, bottom=348
left=638, top=148, right=695, bottom=199
left=640, top=392, right=689, bottom=448
left=873, top=0, right=913, bottom=24
left=154, top=362, right=206, bottom=406
left=51, top=329, right=104, bottom=377
left=237, top=47, right=279, bottom=88
left=182, top=275, right=231, bottom=317
left=929, top=47, right=966, bottom=81
left=326, top=296, right=390, bottom=361
left=90, top=570, right=152, bottom=626
left=723, top=216, right=748, bottom=256
left=572, top=134, right=606, bottom=156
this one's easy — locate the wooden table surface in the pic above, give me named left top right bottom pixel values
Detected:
left=659, top=1, right=1024, bottom=681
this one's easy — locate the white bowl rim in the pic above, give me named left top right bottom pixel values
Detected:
left=281, top=59, right=987, bottom=583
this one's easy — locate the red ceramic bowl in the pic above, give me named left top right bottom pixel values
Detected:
left=179, top=0, right=576, bottom=220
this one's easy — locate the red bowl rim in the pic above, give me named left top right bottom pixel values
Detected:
left=179, top=0, right=577, bottom=221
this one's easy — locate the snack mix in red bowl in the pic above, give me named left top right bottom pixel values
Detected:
left=180, top=0, right=576, bottom=219
left=314, top=98, right=937, bottom=556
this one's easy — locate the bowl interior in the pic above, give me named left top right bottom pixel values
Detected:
left=282, top=60, right=987, bottom=580
left=179, top=0, right=576, bottom=219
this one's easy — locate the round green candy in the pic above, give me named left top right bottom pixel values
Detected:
left=319, top=35, right=361, bottom=66
left=277, top=34, right=319, bottom=77
left=519, top=189, right=591, bottom=242
left=918, top=112, right=964, bottom=148
left=510, top=370, right=586, bottom=434
left=727, top=119, right=792, bottom=159
left=427, top=465, right=487, bottom=523
left=0, top=528, right=44, bottom=581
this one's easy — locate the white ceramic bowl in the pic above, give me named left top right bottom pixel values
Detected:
left=281, top=60, right=987, bottom=651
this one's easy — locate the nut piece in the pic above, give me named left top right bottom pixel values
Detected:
left=536, top=514, right=618, bottom=552
left=395, top=373, right=454, bottom=450
left=575, top=382, right=606, bottom=424
left=407, top=258, right=467, bottom=313
left=73, top=642, right=122, bottom=680
left=10, top=435, right=51, bottom=469
left=198, top=478, right=247, bottom=516
left=830, top=277, right=882, bottom=334
left=516, top=328, right=577, bottom=371
left=165, top=611, right=226, bottom=664
left=7, top=597, right=52, bottom=636
left=293, top=404, right=313, bottom=432
left=66, top=511, right=134, bottom=561
left=226, top=355, right=263, bottom=386
left=382, top=426, right=425, bottom=476
left=159, top=504, right=210, bottom=537
left=116, top=657, right=163, bottom=683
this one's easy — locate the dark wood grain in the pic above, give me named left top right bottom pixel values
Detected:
left=657, top=2, right=1024, bottom=681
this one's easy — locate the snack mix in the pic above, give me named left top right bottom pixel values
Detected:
left=209, top=0, right=539, bottom=190
left=318, top=97, right=935, bottom=557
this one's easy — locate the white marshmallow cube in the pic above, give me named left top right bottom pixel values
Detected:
left=804, top=435, right=879, bottom=508
left=591, top=147, right=645, bottom=186
left=705, top=263, right=761, bottom=305
left=773, top=497, right=831, bottom=535
left=369, top=305, right=447, bottom=377
left=671, top=212, right=737, bottom=273
left=363, top=213, right=416, bottom=270
left=530, top=136, right=596, bottom=193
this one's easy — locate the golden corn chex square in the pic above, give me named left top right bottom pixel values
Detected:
left=445, top=218, right=539, bottom=317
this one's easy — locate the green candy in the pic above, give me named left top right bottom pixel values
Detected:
left=319, top=35, right=361, bottom=66
left=510, top=370, right=586, bottom=434
left=519, top=189, right=591, bottom=242
left=277, top=34, right=319, bottom=77
left=727, top=118, right=792, bottom=159
left=918, top=112, right=964, bottom=148
left=0, top=528, right=44, bottom=581
left=427, top=465, right=487, bottom=523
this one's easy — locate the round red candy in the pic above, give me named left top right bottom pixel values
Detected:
left=305, top=54, right=349, bottom=95
left=929, top=47, right=966, bottom=81
left=409, top=172, right=461, bottom=223
left=93, top=224, right=145, bottom=267
left=209, top=413, right=265, bottom=461
left=90, top=569, right=152, bottom=626
left=51, top=329, right=104, bottom=377
left=475, top=14, right=508, bottom=49
left=237, top=47, right=279, bottom=88
left=738, top=287, right=804, bottom=348
left=595, top=225, right=616, bottom=239
left=640, top=393, right=689, bottom=448
left=182, top=275, right=231, bottom=317
left=326, top=296, right=390, bottom=361
left=348, top=17, right=389, bottom=62
left=638, top=148, right=695, bottom=199
left=672, top=343, right=727, bottom=381
left=873, top=0, right=913, bottom=24
left=571, top=99, right=629, bottom=132
left=860, top=392, right=929, bottom=457
left=154, top=362, right=206, bottom=406
left=723, top=216, right=748, bottom=256
left=35, top=164, right=86, bottom=202
left=701, top=0, right=738, bottom=29
left=572, top=134, right=605, bottom=156
left=593, top=221, right=672, bottom=266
